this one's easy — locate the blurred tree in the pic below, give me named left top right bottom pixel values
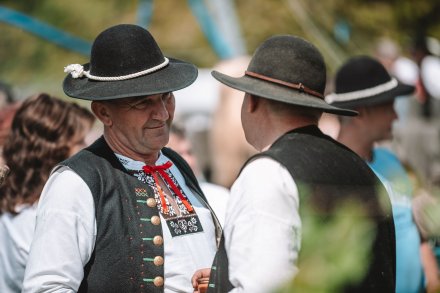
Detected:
left=0, top=0, right=439, bottom=97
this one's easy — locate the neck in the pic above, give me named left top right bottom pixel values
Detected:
left=103, top=132, right=160, bottom=165
left=337, top=124, right=374, bottom=161
left=255, top=116, right=318, bottom=151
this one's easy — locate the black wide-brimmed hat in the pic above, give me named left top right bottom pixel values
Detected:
left=211, top=35, right=357, bottom=116
left=326, top=55, right=415, bottom=109
left=63, top=24, right=198, bottom=100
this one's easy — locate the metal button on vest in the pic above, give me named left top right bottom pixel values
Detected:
left=147, top=198, right=156, bottom=207
left=153, top=276, right=164, bottom=287
left=153, top=256, right=164, bottom=266
left=151, top=216, right=160, bottom=225
left=153, top=235, right=163, bottom=246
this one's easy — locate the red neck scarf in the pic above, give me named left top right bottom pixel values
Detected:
left=142, top=161, right=193, bottom=214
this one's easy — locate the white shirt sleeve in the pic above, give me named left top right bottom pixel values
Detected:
left=224, top=157, right=301, bottom=293
left=22, top=167, right=97, bottom=293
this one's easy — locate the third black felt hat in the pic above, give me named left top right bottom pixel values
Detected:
left=326, top=55, right=415, bottom=109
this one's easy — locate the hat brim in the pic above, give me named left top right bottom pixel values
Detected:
left=63, top=58, right=198, bottom=100
left=329, top=82, right=415, bottom=109
left=212, top=71, right=357, bottom=116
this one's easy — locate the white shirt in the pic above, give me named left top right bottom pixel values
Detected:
left=224, top=157, right=300, bottom=293
left=200, top=182, right=230, bottom=227
left=23, top=152, right=217, bottom=293
left=0, top=205, right=37, bottom=293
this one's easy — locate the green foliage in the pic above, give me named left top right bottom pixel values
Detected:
left=276, top=201, right=375, bottom=293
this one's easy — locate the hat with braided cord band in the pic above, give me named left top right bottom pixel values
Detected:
left=63, top=24, right=197, bottom=101
left=326, top=55, right=415, bottom=109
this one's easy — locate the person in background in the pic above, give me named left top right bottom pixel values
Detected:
left=375, top=39, right=440, bottom=292
left=410, top=34, right=440, bottom=120
left=193, top=35, right=396, bottom=293
left=326, top=55, right=432, bottom=293
left=23, top=24, right=220, bottom=292
left=0, top=93, right=95, bottom=293
left=0, top=81, right=14, bottom=106
left=0, top=81, right=20, bottom=165
left=69, top=102, right=97, bottom=155
left=0, top=81, right=16, bottom=195
left=411, top=180, right=440, bottom=293
left=167, top=123, right=229, bottom=226
left=0, top=165, right=9, bottom=186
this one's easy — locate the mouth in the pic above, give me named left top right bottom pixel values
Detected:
left=146, top=124, right=166, bottom=130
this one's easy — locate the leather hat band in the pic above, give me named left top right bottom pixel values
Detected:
left=245, top=70, right=324, bottom=99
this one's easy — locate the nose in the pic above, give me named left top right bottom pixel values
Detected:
left=391, top=104, right=398, bottom=120
left=392, top=108, right=398, bottom=120
left=151, top=97, right=170, bottom=121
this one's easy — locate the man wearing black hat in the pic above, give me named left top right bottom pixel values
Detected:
left=326, top=55, right=425, bottom=293
left=192, top=37, right=396, bottom=292
left=22, top=24, right=221, bottom=293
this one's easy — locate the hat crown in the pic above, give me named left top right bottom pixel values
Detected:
left=335, top=56, right=392, bottom=94
left=247, top=35, right=326, bottom=96
left=90, top=24, right=165, bottom=77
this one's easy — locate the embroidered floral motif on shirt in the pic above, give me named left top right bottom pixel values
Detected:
left=168, top=216, right=200, bottom=235
left=117, top=156, right=131, bottom=166
left=126, top=160, right=204, bottom=237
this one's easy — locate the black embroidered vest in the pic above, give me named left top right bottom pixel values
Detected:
left=60, top=136, right=219, bottom=293
left=208, top=125, right=396, bottom=293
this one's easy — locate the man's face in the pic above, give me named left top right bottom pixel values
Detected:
left=363, top=100, right=397, bottom=142
left=101, top=92, right=175, bottom=159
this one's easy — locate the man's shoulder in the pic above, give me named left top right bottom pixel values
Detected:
left=373, top=147, right=398, bottom=160
left=238, top=156, right=289, bottom=184
left=372, top=147, right=402, bottom=168
left=62, top=137, right=114, bottom=170
left=62, top=147, right=103, bottom=168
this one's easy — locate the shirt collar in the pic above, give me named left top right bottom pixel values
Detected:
left=115, top=151, right=168, bottom=171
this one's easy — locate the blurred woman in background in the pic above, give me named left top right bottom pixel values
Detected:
left=0, top=93, right=95, bottom=293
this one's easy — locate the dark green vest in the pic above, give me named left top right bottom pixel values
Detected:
left=60, top=136, right=219, bottom=293
left=208, top=125, right=396, bottom=293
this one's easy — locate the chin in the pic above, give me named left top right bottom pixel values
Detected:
left=157, top=135, right=170, bottom=149
left=380, top=134, right=393, bottom=142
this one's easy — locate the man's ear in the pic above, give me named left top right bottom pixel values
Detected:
left=91, top=101, right=113, bottom=126
left=248, top=94, right=260, bottom=113
left=356, top=106, right=368, bottom=118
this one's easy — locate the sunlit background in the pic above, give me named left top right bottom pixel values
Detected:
left=1, top=0, right=439, bottom=95
left=1, top=1, right=440, bottom=291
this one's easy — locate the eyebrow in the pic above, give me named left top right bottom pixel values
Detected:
left=132, top=97, right=150, bottom=103
left=123, top=97, right=150, bottom=105
left=125, top=93, right=170, bottom=104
